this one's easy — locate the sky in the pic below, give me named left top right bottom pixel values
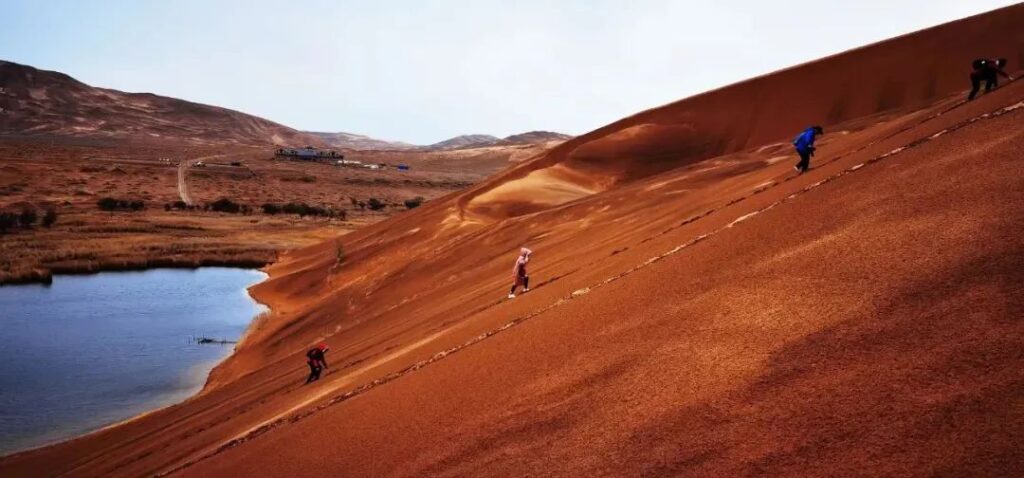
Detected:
left=1, top=0, right=1018, bottom=144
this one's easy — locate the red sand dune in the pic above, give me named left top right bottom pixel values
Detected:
left=462, top=5, right=1024, bottom=219
left=2, top=4, right=1024, bottom=477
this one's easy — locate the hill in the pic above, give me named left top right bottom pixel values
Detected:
left=0, top=60, right=322, bottom=146
left=2, top=4, right=1023, bottom=477
left=305, top=131, right=415, bottom=150
left=501, top=130, right=572, bottom=144
left=424, top=133, right=502, bottom=150
left=307, top=130, right=572, bottom=152
left=424, top=132, right=572, bottom=150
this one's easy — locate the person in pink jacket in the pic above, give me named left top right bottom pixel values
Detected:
left=508, top=247, right=532, bottom=299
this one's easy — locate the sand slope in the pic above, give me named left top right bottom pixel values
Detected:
left=2, top=4, right=1023, bottom=477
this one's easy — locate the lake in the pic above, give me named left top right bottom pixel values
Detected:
left=0, top=267, right=267, bottom=456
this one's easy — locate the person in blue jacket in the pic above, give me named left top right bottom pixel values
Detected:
left=793, top=125, right=823, bottom=174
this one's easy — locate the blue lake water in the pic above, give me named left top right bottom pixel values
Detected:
left=0, top=267, right=267, bottom=455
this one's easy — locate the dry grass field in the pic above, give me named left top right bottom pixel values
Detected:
left=0, top=136, right=524, bottom=284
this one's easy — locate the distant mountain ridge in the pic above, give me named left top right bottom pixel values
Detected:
left=305, top=131, right=416, bottom=151
left=310, top=130, right=573, bottom=151
left=425, top=134, right=501, bottom=150
left=501, top=131, right=573, bottom=145
left=0, top=59, right=571, bottom=150
left=0, top=60, right=324, bottom=146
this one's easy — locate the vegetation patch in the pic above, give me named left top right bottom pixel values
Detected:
left=404, top=196, right=425, bottom=209
left=97, top=197, right=145, bottom=211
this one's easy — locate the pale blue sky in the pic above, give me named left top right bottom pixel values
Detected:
left=1, top=1, right=1017, bottom=144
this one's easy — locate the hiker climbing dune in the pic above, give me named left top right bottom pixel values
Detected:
left=304, top=343, right=329, bottom=384
left=793, top=125, right=824, bottom=174
left=968, top=58, right=1013, bottom=100
left=508, top=247, right=532, bottom=299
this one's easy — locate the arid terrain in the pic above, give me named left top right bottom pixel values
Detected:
left=307, top=130, right=570, bottom=151
left=0, top=61, right=565, bottom=284
left=2, top=3, right=1024, bottom=477
left=0, top=61, right=322, bottom=146
left=0, top=136, right=538, bottom=284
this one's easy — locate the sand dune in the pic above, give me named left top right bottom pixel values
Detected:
left=466, top=164, right=605, bottom=219
left=455, top=4, right=1024, bottom=221
left=2, top=4, right=1024, bottom=477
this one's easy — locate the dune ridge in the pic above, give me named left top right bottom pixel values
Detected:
left=2, top=4, right=1024, bottom=477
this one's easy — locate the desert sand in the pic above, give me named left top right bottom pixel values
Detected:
left=1, top=4, right=1023, bottom=477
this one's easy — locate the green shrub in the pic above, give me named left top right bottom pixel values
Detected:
left=97, top=197, right=144, bottom=212
left=0, top=212, right=18, bottom=233
left=97, top=197, right=119, bottom=211
left=263, top=202, right=345, bottom=219
left=404, top=197, right=424, bottom=209
left=42, top=208, right=57, bottom=228
left=209, top=198, right=240, bottom=213
left=18, top=208, right=38, bottom=228
left=282, top=202, right=305, bottom=216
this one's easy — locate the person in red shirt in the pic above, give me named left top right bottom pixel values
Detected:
left=305, top=343, right=329, bottom=384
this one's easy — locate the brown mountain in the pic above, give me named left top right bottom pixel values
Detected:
left=305, top=131, right=415, bottom=151
left=0, top=60, right=322, bottom=146
left=306, top=130, right=571, bottom=152
left=500, top=130, right=572, bottom=145
left=421, top=131, right=572, bottom=151
left=422, top=134, right=501, bottom=150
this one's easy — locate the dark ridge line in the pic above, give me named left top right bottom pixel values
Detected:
left=154, top=98, right=1022, bottom=477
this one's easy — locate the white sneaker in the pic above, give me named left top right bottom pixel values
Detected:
left=508, top=293, right=515, bottom=299
left=522, top=288, right=529, bottom=293
left=794, top=165, right=801, bottom=173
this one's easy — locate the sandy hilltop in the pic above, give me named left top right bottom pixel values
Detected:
left=2, top=3, right=1024, bottom=477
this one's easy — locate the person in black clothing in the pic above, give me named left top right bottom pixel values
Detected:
left=305, top=343, right=329, bottom=384
left=969, top=58, right=1013, bottom=100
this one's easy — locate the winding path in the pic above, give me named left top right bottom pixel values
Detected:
left=177, top=155, right=224, bottom=205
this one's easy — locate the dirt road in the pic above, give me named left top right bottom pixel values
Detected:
left=177, top=155, right=224, bottom=205
left=176, top=159, right=193, bottom=205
